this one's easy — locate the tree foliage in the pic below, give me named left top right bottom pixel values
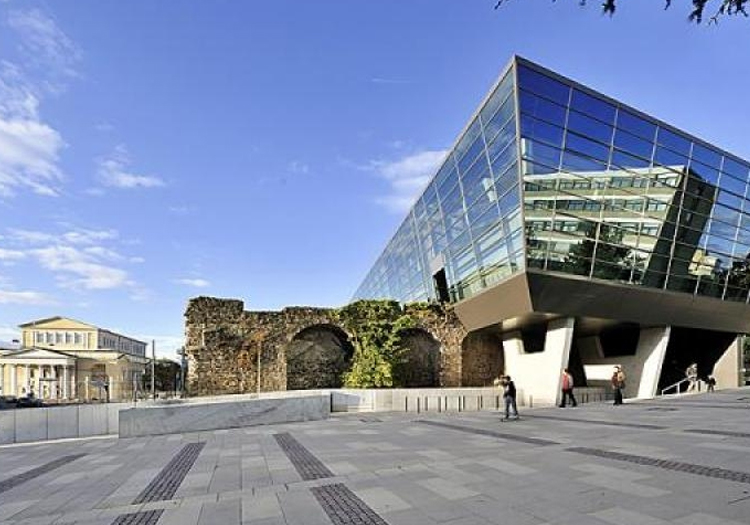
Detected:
left=494, top=0, right=748, bottom=24
left=336, top=300, right=417, bottom=388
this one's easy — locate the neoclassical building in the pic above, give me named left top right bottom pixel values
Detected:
left=0, top=317, right=148, bottom=402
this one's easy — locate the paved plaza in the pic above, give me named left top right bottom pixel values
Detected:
left=2, top=390, right=750, bottom=525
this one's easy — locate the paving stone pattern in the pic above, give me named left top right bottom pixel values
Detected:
left=111, top=510, right=165, bottom=525
left=274, top=432, right=334, bottom=480
left=528, top=414, right=667, bottom=429
left=684, top=428, right=750, bottom=439
left=132, top=442, right=206, bottom=503
left=418, top=419, right=560, bottom=445
left=4, top=389, right=750, bottom=525
left=568, top=446, right=750, bottom=483
left=311, top=483, right=389, bottom=525
left=0, top=454, right=85, bottom=495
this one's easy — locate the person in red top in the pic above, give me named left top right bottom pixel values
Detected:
left=559, top=368, right=578, bottom=408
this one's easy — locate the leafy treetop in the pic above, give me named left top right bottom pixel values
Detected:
left=494, top=0, right=748, bottom=24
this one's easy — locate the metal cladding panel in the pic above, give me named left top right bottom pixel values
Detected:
left=452, top=272, right=533, bottom=331
left=526, top=270, right=750, bottom=333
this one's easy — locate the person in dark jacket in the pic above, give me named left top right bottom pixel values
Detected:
left=501, top=375, right=518, bottom=421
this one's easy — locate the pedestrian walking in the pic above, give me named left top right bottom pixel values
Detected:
left=559, top=368, right=577, bottom=408
left=686, top=363, right=698, bottom=392
left=706, top=375, right=716, bottom=392
left=500, top=375, right=518, bottom=421
left=611, top=365, right=625, bottom=405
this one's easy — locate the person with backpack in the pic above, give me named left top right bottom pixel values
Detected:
left=559, top=368, right=578, bottom=408
left=500, top=375, right=518, bottom=421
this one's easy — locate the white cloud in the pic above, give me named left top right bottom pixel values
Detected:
left=33, top=245, right=129, bottom=290
left=7, top=8, right=81, bottom=82
left=0, top=8, right=74, bottom=200
left=176, top=278, right=210, bottom=288
left=0, top=248, right=25, bottom=261
left=369, top=149, right=447, bottom=213
left=287, top=161, right=309, bottom=175
left=62, top=228, right=118, bottom=245
left=0, top=100, right=65, bottom=198
left=97, top=145, right=165, bottom=189
left=7, top=228, right=54, bottom=244
left=134, top=334, right=184, bottom=359
left=0, top=289, right=55, bottom=305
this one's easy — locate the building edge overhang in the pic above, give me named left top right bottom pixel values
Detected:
left=453, top=268, right=750, bottom=334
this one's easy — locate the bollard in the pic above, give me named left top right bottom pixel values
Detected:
left=438, top=397, right=442, bottom=413
left=417, top=397, right=420, bottom=414
left=529, top=395, right=533, bottom=408
left=495, top=395, right=499, bottom=410
left=425, top=397, right=429, bottom=412
left=405, top=397, right=408, bottom=412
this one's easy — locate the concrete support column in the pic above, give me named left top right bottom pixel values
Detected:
left=51, top=365, right=58, bottom=399
left=9, top=365, right=17, bottom=396
left=62, top=366, right=69, bottom=399
left=713, top=336, right=743, bottom=389
left=108, top=375, right=115, bottom=402
left=633, top=327, right=671, bottom=399
left=503, top=317, right=575, bottom=407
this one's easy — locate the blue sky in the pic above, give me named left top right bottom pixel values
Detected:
left=1, top=0, right=749, bottom=357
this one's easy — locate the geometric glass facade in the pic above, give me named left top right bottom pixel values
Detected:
left=354, top=57, right=750, bottom=306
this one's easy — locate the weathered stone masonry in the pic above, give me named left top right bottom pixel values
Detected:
left=184, top=296, right=503, bottom=396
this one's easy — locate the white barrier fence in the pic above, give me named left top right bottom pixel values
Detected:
left=0, top=403, right=128, bottom=444
left=1, top=386, right=608, bottom=445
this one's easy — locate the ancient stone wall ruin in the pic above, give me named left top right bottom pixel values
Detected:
left=184, top=297, right=470, bottom=396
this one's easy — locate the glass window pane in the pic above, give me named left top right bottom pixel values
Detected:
left=561, top=150, right=607, bottom=172
left=519, top=91, right=567, bottom=127
left=654, top=146, right=688, bottom=170
left=691, top=143, right=722, bottom=169
left=613, top=129, right=653, bottom=160
left=657, top=127, right=691, bottom=156
left=517, top=65, right=570, bottom=106
left=520, top=115, right=564, bottom=148
left=723, top=157, right=750, bottom=181
left=567, top=110, right=613, bottom=144
left=611, top=150, right=649, bottom=169
left=565, top=132, right=610, bottom=161
left=617, top=110, right=657, bottom=140
left=479, top=71, right=514, bottom=125
left=570, top=89, right=616, bottom=124
left=720, top=173, right=747, bottom=199
left=521, top=139, right=561, bottom=173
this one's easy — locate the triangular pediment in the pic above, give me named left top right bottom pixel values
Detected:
left=18, top=317, right=97, bottom=331
left=0, top=347, right=77, bottom=360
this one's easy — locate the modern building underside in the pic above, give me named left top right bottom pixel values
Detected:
left=354, top=56, right=749, bottom=404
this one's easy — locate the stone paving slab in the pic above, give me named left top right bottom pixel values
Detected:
left=1, top=389, right=750, bottom=524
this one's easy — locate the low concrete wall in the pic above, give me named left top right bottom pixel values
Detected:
left=0, top=403, right=127, bottom=445
left=119, top=394, right=330, bottom=438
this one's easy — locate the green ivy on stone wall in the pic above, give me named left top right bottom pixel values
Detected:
left=335, top=300, right=422, bottom=388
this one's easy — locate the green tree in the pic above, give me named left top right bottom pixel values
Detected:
left=564, top=221, right=631, bottom=279
left=143, top=358, right=181, bottom=392
left=336, top=300, right=416, bottom=388
left=494, top=0, right=748, bottom=24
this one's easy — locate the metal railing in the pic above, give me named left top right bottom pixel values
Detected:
left=660, top=378, right=691, bottom=396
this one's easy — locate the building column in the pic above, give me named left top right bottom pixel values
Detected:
left=24, top=364, right=31, bottom=396
left=71, top=370, right=77, bottom=399
left=62, top=366, right=70, bottom=399
left=0, top=363, right=4, bottom=394
left=108, top=375, right=115, bottom=402
left=51, top=365, right=58, bottom=400
left=503, top=317, right=575, bottom=407
left=631, top=327, right=671, bottom=399
left=712, top=335, right=743, bottom=389
left=37, top=365, right=43, bottom=398
left=9, top=365, right=17, bottom=396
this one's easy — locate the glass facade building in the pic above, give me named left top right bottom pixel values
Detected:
left=354, top=56, right=750, bottom=310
